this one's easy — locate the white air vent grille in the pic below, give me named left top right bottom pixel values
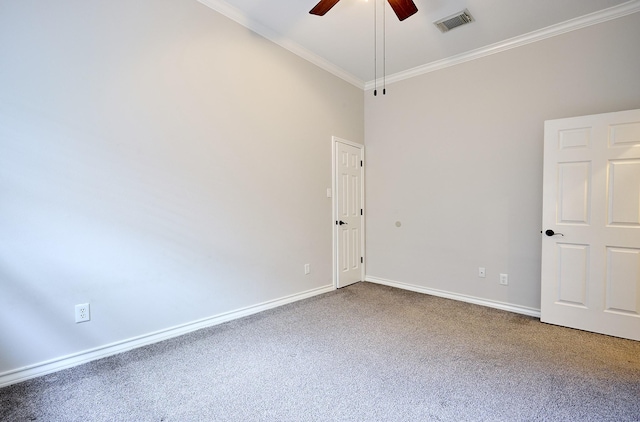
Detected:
left=434, top=9, right=474, bottom=33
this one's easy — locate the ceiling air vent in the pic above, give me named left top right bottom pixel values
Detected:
left=434, top=9, right=474, bottom=33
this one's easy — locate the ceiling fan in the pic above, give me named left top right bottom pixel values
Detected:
left=310, top=0, right=418, bottom=21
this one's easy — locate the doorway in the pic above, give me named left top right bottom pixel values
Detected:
left=332, top=137, right=365, bottom=288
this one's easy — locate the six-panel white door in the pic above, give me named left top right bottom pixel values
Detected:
left=541, top=109, right=640, bottom=341
left=335, top=140, right=363, bottom=288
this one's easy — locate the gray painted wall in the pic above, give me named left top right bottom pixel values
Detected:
left=365, top=13, right=640, bottom=310
left=0, top=0, right=363, bottom=374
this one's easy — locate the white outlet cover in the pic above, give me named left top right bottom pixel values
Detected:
left=75, top=303, right=91, bottom=323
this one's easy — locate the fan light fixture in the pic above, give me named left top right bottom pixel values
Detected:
left=309, top=0, right=418, bottom=96
left=310, top=0, right=417, bottom=22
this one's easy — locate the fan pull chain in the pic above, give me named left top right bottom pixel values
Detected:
left=373, top=0, right=377, bottom=96
left=373, top=0, right=386, bottom=97
left=383, top=0, right=386, bottom=95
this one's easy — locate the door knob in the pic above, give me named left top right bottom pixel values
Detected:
left=544, top=229, right=564, bottom=237
left=338, top=220, right=348, bottom=225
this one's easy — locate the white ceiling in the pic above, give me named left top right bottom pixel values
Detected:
left=198, top=0, right=639, bottom=87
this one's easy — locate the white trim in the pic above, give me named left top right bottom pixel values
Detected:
left=332, top=137, right=365, bottom=289
left=365, top=276, right=541, bottom=318
left=0, top=284, right=333, bottom=388
left=364, top=0, right=640, bottom=90
left=196, top=0, right=365, bottom=89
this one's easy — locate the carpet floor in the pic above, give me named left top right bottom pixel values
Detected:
left=1, top=282, right=639, bottom=421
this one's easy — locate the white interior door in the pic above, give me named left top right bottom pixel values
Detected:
left=541, top=109, right=640, bottom=341
left=334, top=138, right=364, bottom=288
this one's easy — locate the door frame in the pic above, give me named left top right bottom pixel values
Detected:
left=332, top=136, right=365, bottom=289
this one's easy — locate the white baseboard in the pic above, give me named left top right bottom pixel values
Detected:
left=0, top=284, right=334, bottom=388
left=365, top=276, right=541, bottom=318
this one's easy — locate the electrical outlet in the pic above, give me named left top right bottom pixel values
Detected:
left=75, top=303, right=90, bottom=323
left=500, top=274, right=509, bottom=286
left=304, top=264, right=310, bottom=275
left=478, top=267, right=486, bottom=278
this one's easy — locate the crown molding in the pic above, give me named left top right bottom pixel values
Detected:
left=197, top=0, right=365, bottom=89
left=196, top=0, right=639, bottom=93
left=364, top=0, right=640, bottom=90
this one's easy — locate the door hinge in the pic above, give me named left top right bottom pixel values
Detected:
left=360, top=160, right=363, bottom=167
left=360, top=209, right=363, bottom=215
left=361, top=257, right=363, bottom=263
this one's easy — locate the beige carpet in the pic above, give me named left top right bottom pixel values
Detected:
left=1, top=282, right=639, bottom=421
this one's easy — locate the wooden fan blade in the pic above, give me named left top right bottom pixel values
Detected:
left=309, top=0, right=341, bottom=16
left=387, top=0, right=418, bottom=21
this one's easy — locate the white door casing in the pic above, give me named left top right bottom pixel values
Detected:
left=541, top=109, right=640, bottom=341
left=333, top=137, right=364, bottom=288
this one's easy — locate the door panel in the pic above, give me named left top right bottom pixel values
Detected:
left=605, top=247, right=640, bottom=315
left=556, top=243, right=589, bottom=307
left=559, top=127, right=591, bottom=149
left=609, top=122, right=640, bottom=147
left=557, top=162, right=591, bottom=225
left=607, top=160, right=640, bottom=226
left=541, top=109, right=640, bottom=341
